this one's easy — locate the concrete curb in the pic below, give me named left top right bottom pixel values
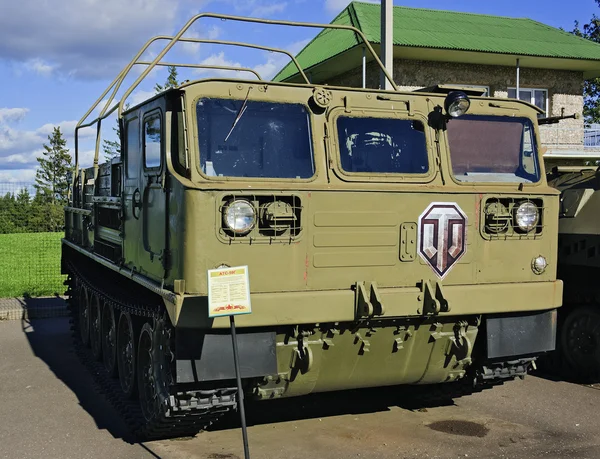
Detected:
left=0, top=297, right=68, bottom=321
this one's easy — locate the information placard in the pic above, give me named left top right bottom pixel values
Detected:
left=207, top=266, right=252, bottom=318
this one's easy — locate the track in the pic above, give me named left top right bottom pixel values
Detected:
left=414, top=359, right=534, bottom=407
left=65, top=256, right=237, bottom=441
left=63, top=250, right=535, bottom=440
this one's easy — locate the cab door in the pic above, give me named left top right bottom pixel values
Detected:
left=122, top=104, right=168, bottom=281
left=123, top=113, right=142, bottom=269
left=140, top=108, right=167, bottom=280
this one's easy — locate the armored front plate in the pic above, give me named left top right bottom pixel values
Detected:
left=486, top=309, right=557, bottom=359
left=176, top=331, right=277, bottom=383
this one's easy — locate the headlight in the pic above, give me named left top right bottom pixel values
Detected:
left=531, top=255, right=548, bottom=275
left=515, top=202, right=539, bottom=232
left=444, top=91, right=471, bottom=118
left=223, top=200, right=256, bottom=235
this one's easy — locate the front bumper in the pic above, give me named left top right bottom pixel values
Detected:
left=169, top=280, right=563, bottom=329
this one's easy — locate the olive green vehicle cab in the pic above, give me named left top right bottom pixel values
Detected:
left=62, top=14, right=561, bottom=437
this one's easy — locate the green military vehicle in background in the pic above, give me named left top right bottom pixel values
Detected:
left=545, top=156, right=600, bottom=381
left=61, top=14, right=563, bottom=440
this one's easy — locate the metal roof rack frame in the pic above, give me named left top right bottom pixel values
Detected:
left=74, top=12, right=398, bottom=175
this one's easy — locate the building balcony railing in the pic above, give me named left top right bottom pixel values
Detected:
left=539, top=125, right=600, bottom=153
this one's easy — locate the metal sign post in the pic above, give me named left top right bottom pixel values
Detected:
left=207, top=266, right=252, bottom=459
left=230, top=315, right=250, bottom=459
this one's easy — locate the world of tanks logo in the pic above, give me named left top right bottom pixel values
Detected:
left=418, top=202, right=467, bottom=279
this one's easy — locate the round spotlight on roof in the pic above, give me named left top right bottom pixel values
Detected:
left=444, top=91, right=471, bottom=118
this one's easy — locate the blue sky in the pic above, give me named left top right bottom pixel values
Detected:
left=0, top=0, right=598, bottom=183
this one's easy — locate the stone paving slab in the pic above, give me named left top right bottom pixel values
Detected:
left=0, top=296, right=67, bottom=321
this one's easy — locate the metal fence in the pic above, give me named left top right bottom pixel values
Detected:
left=540, top=125, right=600, bottom=150
left=0, top=182, right=66, bottom=298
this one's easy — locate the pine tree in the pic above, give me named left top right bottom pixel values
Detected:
left=0, top=193, right=18, bottom=234
left=573, top=3, right=600, bottom=123
left=102, top=103, right=130, bottom=161
left=155, top=65, right=180, bottom=93
left=14, top=187, right=31, bottom=231
left=34, top=126, right=72, bottom=206
left=103, top=127, right=121, bottom=161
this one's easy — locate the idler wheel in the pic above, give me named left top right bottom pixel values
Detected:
left=102, top=302, right=117, bottom=376
left=561, top=306, right=600, bottom=381
left=117, top=311, right=137, bottom=398
left=137, top=317, right=174, bottom=423
left=78, top=285, right=91, bottom=347
left=89, top=293, right=103, bottom=361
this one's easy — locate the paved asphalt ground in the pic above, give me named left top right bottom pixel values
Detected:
left=2, top=317, right=600, bottom=459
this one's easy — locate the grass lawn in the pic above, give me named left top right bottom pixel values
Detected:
left=0, top=232, right=66, bottom=297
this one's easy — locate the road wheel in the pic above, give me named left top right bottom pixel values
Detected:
left=561, top=306, right=600, bottom=382
left=79, top=285, right=91, bottom=347
left=137, top=317, right=174, bottom=423
left=117, top=311, right=137, bottom=398
left=90, top=293, right=103, bottom=361
left=102, top=302, right=117, bottom=376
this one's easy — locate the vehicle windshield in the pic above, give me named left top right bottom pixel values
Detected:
left=196, top=98, right=314, bottom=179
left=447, top=115, right=540, bottom=183
left=336, top=117, right=429, bottom=174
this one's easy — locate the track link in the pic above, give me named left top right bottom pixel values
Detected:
left=65, top=259, right=237, bottom=441
left=416, top=359, right=535, bottom=406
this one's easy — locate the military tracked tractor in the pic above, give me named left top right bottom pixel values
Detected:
left=546, top=160, right=600, bottom=381
left=62, top=13, right=562, bottom=440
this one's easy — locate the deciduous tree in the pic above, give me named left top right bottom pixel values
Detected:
left=573, top=2, right=600, bottom=123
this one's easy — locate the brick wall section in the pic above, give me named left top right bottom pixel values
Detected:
left=325, top=59, right=585, bottom=151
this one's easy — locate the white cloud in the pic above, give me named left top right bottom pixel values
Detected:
left=0, top=169, right=37, bottom=183
left=78, top=150, right=97, bottom=169
left=182, top=31, right=203, bottom=56
left=0, top=108, right=29, bottom=124
left=0, top=0, right=180, bottom=79
left=36, top=121, right=95, bottom=139
left=288, top=38, right=311, bottom=56
left=211, top=0, right=288, bottom=17
left=324, top=0, right=377, bottom=13
left=325, top=0, right=351, bottom=13
left=250, top=2, right=288, bottom=17
left=129, top=90, right=157, bottom=106
left=0, top=109, right=98, bottom=182
left=0, top=125, right=45, bottom=157
left=181, top=26, right=222, bottom=56
left=254, top=58, right=281, bottom=81
left=253, top=38, right=311, bottom=80
left=23, top=59, right=57, bottom=76
left=195, top=52, right=244, bottom=78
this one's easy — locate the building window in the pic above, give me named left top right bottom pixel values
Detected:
left=508, top=88, right=548, bottom=116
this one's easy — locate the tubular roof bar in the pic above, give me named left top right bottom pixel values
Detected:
left=117, top=12, right=398, bottom=116
left=117, top=37, right=311, bottom=117
left=75, top=37, right=306, bottom=170
left=139, top=61, right=263, bottom=80
left=75, top=13, right=398, bottom=171
left=77, top=62, right=261, bottom=132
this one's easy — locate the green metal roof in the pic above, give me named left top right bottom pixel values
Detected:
left=275, top=1, right=600, bottom=82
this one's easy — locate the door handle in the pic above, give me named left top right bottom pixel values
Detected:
left=132, top=188, right=142, bottom=219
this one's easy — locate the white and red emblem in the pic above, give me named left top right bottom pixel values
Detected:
left=418, top=202, right=467, bottom=279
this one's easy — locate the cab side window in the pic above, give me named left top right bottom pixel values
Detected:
left=144, top=113, right=162, bottom=169
left=126, top=117, right=140, bottom=178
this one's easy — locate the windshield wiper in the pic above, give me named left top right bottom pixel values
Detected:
left=224, top=87, right=251, bottom=142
